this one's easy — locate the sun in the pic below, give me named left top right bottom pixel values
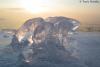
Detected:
left=20, top=0, right=48, bottom=13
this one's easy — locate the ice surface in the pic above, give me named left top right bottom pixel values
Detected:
left=1, top=32, right=100, bottom=67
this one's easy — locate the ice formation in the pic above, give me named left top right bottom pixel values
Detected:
left=10, top=16, right=81, bottom=66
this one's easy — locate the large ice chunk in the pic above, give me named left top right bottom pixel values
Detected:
left=10, top=16, right=80, bottom=64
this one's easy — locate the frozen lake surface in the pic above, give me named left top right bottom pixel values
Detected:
left=0, top=32, right=100, bottom=67
left=75, top=32, right=100, bottom=67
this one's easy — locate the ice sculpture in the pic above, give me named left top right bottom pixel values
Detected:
left=10, top=16, right=79, bottom=63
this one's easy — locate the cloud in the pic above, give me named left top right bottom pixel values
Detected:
left=8, top=8, right=23, bottom=10
left=0, top=18, right=7, bottom=21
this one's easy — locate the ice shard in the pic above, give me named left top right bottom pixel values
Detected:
left=10, top=16, right=80, bottom=64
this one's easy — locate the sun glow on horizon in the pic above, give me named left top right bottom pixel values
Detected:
left=20, top=0, right=50, bottom=13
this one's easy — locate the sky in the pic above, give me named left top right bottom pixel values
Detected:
left=0, top=0, right=100, bottom=29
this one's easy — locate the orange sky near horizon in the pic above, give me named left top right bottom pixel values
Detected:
left=0, top=0, right=100, bottom=29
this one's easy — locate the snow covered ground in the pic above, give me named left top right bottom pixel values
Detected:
left=0, top=32, right=100, bottom=67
